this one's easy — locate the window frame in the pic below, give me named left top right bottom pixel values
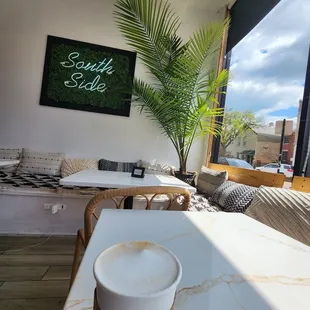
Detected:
left=283, top=136, right=290, bottom=144
left=210, top=2, right=310, bottom=175
left=282, top=150, right=288, bottom=163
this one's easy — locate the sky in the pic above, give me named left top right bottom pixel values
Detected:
left=225, top=0, right=310, bottom=126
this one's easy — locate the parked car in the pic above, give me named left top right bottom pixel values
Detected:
left=218, top=157, right=254, bottom=169
left=255, top=163, right=293, bottom=177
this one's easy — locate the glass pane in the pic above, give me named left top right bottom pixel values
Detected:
left=220, top=0, right=309, bottom=182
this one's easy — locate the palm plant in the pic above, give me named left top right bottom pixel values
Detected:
left=114, top=0, right=229, bottom=175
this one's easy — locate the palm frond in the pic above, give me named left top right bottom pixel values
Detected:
left=114, top=0, right=180, bottom=81
left=114, top=1, right=230, bottom=172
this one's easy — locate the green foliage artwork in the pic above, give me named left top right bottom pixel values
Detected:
left=40, top=36, right=136, bottom=117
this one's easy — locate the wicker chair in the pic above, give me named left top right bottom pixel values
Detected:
left=70, top=186, right=191, bottom=286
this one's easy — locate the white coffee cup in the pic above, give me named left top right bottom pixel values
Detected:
left=93, top=241, right=182, bottom=310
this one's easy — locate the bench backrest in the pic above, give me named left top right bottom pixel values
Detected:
left=291, top=176, right=310, bottom=193
left=208, top=163, right=285, bottom=188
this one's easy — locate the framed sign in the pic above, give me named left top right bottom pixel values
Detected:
left=40, top=35, right=136, bottom=117
left=131, top=166, right=145, bottom=178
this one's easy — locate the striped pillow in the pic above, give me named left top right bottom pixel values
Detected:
left=246, top=186, right=310, bottom=246
left=211, top=181, right=258, bottom=213
left=17, top=149, right=65, bottom=176
left=0, top=148, right=21, bottom=173
left=99, top=158, right=137, bottom=173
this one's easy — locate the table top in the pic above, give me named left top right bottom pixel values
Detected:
left=60, top=169, right=196, bottom=193
left=65, top=210, right=310, bottom=310
left=0, top=159, right=19, bottom=167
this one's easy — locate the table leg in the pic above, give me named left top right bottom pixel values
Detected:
left=124, top=196, right=133, bottom=209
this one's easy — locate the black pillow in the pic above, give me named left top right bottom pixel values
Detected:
left=211, top=181, right=258, bottom=213
left=98, top=159, right=137, bottom=173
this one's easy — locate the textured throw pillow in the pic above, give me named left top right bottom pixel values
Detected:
left=17, top=149, right=65, bottom=176
left=189, top=193, right=222, bottom=212
left=197, top=166, right=228, bottom=197
left=246, top=186, right=310, bottom=246
left=99, top=158, right=137, bottom=173
left=137, top=160, right=174, bottom=175
left=61, top=158, right=98, bottom=177
left=0, top=148, right=21, bottom=173
left=211, top=181, right=258, bottom=213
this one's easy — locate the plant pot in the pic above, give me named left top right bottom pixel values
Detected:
left=174, top=171, right=196, bottom=186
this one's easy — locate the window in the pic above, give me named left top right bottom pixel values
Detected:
left=282, top=151, right=288, bottom=163
left=243, top=138, right=247, bottom=146
left=211, top=0, right=309, bottom=177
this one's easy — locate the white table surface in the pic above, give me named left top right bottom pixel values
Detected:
left=0, top=159, right=19, bottom=167
left=65, top=210, right=310, bottom=310
left=60, top=169, right=196, bottom=193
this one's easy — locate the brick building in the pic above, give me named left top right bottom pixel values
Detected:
left=282, top=133, right=295, bottom=164
left=226, top=120, right=295, bottom=166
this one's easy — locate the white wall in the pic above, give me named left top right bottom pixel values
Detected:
left=0, top=191, right=175, bottom=235
left=0, top=0, right=227, bottom=172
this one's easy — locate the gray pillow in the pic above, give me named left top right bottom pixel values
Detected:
left=0, top=148, right=21, bottom=173
left=17, top=149, right=65, bottom=176
left=211, top=181, right=258, bottom=213
left=99, top=158, right=137, bottom=173
left=197, top=166, right=228, bottom=197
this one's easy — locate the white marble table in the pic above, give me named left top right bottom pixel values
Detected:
left=0, top=159, right=19, bottom=167
left=65, top=210, right=310, bottom=310
left=60, top=169, right=196, bottom=193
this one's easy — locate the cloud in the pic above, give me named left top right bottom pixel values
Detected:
left=225, top=0, right=310, bottom=125
left=226, top=80, right=303, bottom=114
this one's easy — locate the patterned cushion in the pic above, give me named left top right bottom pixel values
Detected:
left=137, top=160, right=174, bottom=175
left=0, top=171, right=61, bottom=189
left=197, top=166, right=228, bottom=197
left=189, top=193, right=222, bottom=212
left=211, top=181, right=258, bottom=213
left=169, top=193, right=222, bottom=212
left=61, top=158, right=98, bottom=177
left=0, top=171, right=104, bottom=197
left=0, top=148, right=21, bottom=173
left=246, top=186, right=310, bottom=246
left=17, top=149, right=65, bottom=176
left=99, top=158, right=137, bottom=173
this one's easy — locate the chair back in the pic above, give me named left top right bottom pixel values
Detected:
left=83, top=186, right=191, bottom=246
left=291, top=176, right=310, bottom=193
left=208, top=163, right=285, bottom=188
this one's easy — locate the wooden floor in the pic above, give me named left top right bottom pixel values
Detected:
left=0, top=235, right=81, bottom=310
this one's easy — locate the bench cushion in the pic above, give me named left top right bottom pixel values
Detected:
left=0, top=171, right=61, bottom=189
left=0, top=171, right=103, bottom=197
